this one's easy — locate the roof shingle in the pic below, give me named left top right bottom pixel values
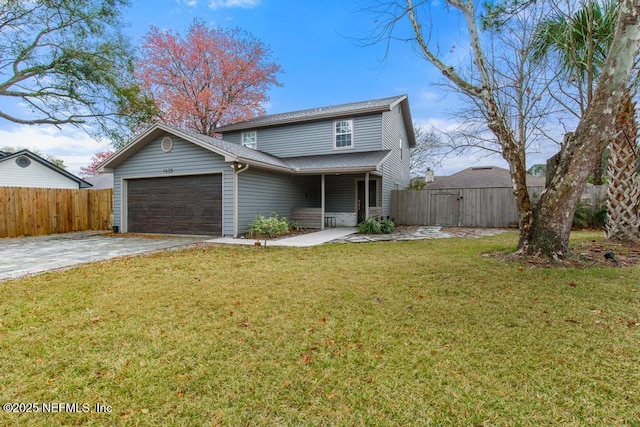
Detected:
left=426, top=166, right=545, bottom=189
left=215, top=95, right=408, bottom=132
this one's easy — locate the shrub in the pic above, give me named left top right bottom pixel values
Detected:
left=357, top=217, right=395, bottom=234
left=406, top=180, right=427, bottom=190
left=248, top=212, right=290, bottom=238
left=573, top=201, right=607, bottom=229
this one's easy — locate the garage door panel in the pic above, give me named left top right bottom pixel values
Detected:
left=127, top=174, right=222, bottom=235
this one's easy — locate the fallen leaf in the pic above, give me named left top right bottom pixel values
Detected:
left=321, top=317, right=327, bottom=323
left=239, top=319, right=249, bottom=327
left=567, top=281, right=576, bottom=287
left=90, top=316, right=101, bottom=323
left=283, top=381, right=291, bottom=388
left=591, top=309, right=602, bottom=315
left=302, top=353, right=312, bottom=364
left=176, top=392, right=184, bottom=398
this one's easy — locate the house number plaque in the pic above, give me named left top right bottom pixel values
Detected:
left=163, top=168, right=174, bottom=174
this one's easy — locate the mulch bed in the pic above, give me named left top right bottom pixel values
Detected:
left=496, top=237, right=640, bottom=269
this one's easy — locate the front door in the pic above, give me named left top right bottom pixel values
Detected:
left=357, top=179, right=377, bottom=222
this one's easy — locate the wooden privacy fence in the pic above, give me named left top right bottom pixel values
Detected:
left=392, top=185, right=606, bottom=228
left=0, top=187, right=113, bottom=238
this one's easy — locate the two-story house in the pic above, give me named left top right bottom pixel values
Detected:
left=100, top=95, right=416, bottom=236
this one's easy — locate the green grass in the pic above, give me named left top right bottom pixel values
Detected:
left=0, top=232, right=638, bottom=426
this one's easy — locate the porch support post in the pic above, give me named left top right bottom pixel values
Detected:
left=365, top=172, right=370, bottom=220
left=233, top=167, right=239, bottom=237
left=321, top=174, right=325, bottom=230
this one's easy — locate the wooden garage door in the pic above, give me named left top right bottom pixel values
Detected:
left=127, top=174, right=222, bottom=235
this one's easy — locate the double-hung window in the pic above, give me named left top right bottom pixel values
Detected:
left=334, top=120, right=353, bottom=149
left=242, top=131, right=257, bottom=149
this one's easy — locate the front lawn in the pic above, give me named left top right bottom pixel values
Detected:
left=0, top=232, right=638, bottom=425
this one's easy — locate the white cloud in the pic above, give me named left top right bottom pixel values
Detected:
left=0, top=126, right=112, bottom=176
left=208, top=0, right=260, bottom=10
left=175, top=0, right=198, bottom=6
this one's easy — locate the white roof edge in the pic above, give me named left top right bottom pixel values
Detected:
left=98, top=123, right=239, bottom=172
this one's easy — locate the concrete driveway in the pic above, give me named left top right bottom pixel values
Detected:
left=0, top=232, right=209, bottom=282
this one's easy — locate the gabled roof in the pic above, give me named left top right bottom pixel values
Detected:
left=99, top=123, right=390, bottom=175
left=215, top=94, right=417, bottom=148
left=0, top=149, right=92, bottom=188
left=425, top=166, right=546, bottom=190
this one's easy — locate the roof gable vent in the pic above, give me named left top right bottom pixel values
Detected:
left=15, top=156, right=31, bottom=168
left=161, top=136, right=173, bottom=153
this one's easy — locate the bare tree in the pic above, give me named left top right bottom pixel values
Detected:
left=365, top=0, right=640, bottom=257
left=410, top=125, right=442, bottom=176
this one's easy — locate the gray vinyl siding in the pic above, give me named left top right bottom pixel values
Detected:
left=381, top=104, right=411, bottom=218
left=222, top=114, right=384, bottom=158
left=113, top=133, right=233, bottom=236
left=237, top=169, right=319, bottom=234
left=325, top=175, right=357, bottom=212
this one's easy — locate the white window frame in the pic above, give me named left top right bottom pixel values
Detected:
left=242, top=130, right=257, bottom=149
left=334, top=119, right=353, bottom=150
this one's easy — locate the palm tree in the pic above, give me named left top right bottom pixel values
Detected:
left=606, top=91, right=640, bottom=240
left=532, top=0, right=639, bottom=241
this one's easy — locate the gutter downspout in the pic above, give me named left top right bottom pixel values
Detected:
left=232, top=162, right=249, bottom=237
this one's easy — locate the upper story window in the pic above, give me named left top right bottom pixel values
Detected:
left=242, top=131, right=257, bottom=149
left=334, top=120, right=353, bottom=149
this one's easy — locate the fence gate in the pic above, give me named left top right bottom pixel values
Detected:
left=430, top=192, right=460, bottom=226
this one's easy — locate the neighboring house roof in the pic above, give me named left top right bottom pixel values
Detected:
left=425, top=166, right=546, bottom=190
left=99, top=123, right=390, bottom=175
left=0, top=149, right=92, bottom=188
left=84, top=173, right=114, bottom=189
left=0, top=150, right=8, bottom=158
left=215, top=94, right=417, bottom=147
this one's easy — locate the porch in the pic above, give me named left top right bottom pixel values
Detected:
left=290, top=173, right=383, bottom=230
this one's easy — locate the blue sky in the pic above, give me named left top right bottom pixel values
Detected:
left=1, top=0, right=553, bottom=176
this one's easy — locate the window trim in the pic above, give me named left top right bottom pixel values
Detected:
left=333, top=119, right=354, bottom=150
left=241, top=130, right=257, bottom=149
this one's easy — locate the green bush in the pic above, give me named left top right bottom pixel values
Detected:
left=247, top=212, right=290, bottom=238
left=379, top=219, right=395, bottom=234
left=357, top=217, right=395, bottom=234
left=573, top=201, right=607, bottom=229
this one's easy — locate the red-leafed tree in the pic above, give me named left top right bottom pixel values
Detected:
left=136, top=20, right=282, bottom=136
left=79, top=151, right=115, bottom=178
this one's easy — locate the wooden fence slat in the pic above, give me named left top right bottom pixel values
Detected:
left=0, top=187, right=113, bottom=238
left=393, top=185, right=607, bottom=228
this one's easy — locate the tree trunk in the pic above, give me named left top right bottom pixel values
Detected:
left=518, top=0, right=640, bottom=256
left=606, top=89, right=640, bottom=241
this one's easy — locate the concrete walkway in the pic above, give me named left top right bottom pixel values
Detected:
left=207, top=227, right=357, bottom=247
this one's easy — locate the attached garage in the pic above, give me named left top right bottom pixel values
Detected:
left=127, top=174, right=222, bottom=235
